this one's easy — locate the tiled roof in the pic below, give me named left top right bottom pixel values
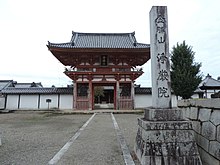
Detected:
left=135, top=87, right=152, bottom=94
left=0, top=80, right=13, bottom=91
left=1, top=87, right=73, bottom=95
left=48, top=31, right=150, bottom=49
left=11, top=82, right=43, bottom=88
left=199, top=74, right=220, bottom=89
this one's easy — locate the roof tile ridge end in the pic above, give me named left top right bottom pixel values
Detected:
left=129, top=32, right=137, bottom=46
left=71, top=31, right=78, bottom=46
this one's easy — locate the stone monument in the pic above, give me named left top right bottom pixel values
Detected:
left=134, top=6, right=202, bottom=165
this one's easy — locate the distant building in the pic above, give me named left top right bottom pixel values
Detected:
left=198, top=74, right=220, bottom=98
left=1, top=81, right=73, bottom=110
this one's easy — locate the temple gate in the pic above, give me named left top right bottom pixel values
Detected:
left=47, top=32, right=150, bottom=110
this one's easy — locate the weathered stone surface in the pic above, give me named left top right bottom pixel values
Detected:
left=178, top=98, right=220, bottom=109
left=150, top=6, right=171, bottom=109
left=140, top=155, right=202, bottom=165
left=198, top=108, right=211, bottom=122
left=209, top=141, right=220, bottom=160
left=144, top=108, right=183, bottom=121
left=198, top=147, right=220, bottom=165
left=177, top=99, right=192, bottom=107
left=195, top=98, right=220, bottom=109
left=182, top=107, right=190, bottom=119
left=138, top=118, right=192, bottom=130
left=217, top=125, right=220, bottom=143
left=202, top=122, right=216, bottom=140
left=197, top=134, right=209, bottom=151
left=189, top=107, right=198, bottom=120
left=192, top=121, right=201, bottom=134
left=135, top=118, right=202, bottom=165
left=210, top=110, right=220, bottom=126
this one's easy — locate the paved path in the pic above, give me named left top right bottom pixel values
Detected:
left=48, top=113, right=137, bottom=165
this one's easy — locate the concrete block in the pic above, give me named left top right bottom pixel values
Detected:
left=209, top=141, right=220, bottom=160
left=210, top=110, right=220, bottom=126
left=190, top=107, right=198, bottom=120
left=198, top=108, right=211, bottom=122
left=197, top=134, right=209, bottom=151
left=217, top=125, right=220, bottom=143
left=202, top=122, right=216, bottom=140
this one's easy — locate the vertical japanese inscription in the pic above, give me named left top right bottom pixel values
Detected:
left=155, top=14, right=170, bottom=99
left=150, top=6, right=171, bottom=108
left=155, top=15, right=166, bottom=44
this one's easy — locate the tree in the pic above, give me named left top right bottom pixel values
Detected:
left=170, top=41, right=202, bottom=99
left=94, top=86, right=104, bottom=103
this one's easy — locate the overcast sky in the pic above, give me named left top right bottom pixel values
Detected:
left=1, top=0, right=220, bottom=87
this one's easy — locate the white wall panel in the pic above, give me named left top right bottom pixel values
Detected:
left=19, top=95, right=38, bottom=109
left=6, top=95, right=19, bottom=110
left=59, top=94, right=73, bottom=109
left=39, top=95, right=58, bottom=109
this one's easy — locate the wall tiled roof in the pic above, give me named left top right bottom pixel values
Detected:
left=48, top=31, right=150, bottom=49
left=0, top=80, right=13, bottom=91
left=1, top=87, right=73, bottom=95
left=135, top=87, right=152, bottom=94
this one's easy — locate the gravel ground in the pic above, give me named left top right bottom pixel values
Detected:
left=0, top=111, right=92, bottom=165
left=0, top=111, right=143, bottom=165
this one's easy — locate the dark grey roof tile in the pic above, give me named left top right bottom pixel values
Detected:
left=48, top=32, right=150, bottom=49
left=1, top=87, right=73, bottom=95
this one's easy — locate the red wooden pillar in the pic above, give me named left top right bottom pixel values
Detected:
left=116, top=80, right=120, bottom=110
left=73, top=81, right=77, bottom=110
left=88, top=81, right=92, bottom=110
left=131, top=81, right=135, bottom=109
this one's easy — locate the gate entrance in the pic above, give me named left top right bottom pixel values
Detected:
left=93, top=85, right=115, bottom=109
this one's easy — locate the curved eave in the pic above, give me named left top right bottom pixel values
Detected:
left=47, top=45, right=150, bottom=66
left=47, top=45, right=150, bottom=52
left=200, top=86, right=220, bottom=90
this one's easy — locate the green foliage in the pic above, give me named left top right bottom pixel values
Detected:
left=94, top=86, right=104, bottom=97
left=170, top=41, right=202, bottom=99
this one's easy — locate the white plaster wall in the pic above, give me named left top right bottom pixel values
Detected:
left=19, top=95, right=38, bottom=109
left=39, top=95, right=58, bottom=109
left=6, top=95, right=19, bottom=110
left=134, top=95, right=152, bottom=108
left=0, top=96, right=5, bottom=109
left=135, top=94, right=177, bottom=109
left=171, top=95, right=177, bottom=107
left=60, top=94, right=73, bottom=109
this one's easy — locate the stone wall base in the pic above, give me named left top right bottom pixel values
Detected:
left=134, top=108, right=202, bottom=165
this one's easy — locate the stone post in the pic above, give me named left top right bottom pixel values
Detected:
left=0, top=132, right=2, bottom=146
left=134, top=6, right=202, bottom=165
left=150, top=6, right=171, bottom=109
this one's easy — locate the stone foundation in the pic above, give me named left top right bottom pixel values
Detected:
left=178, top=99, right=220, bottom=165
left=134, top=108, right=202, bottom=165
